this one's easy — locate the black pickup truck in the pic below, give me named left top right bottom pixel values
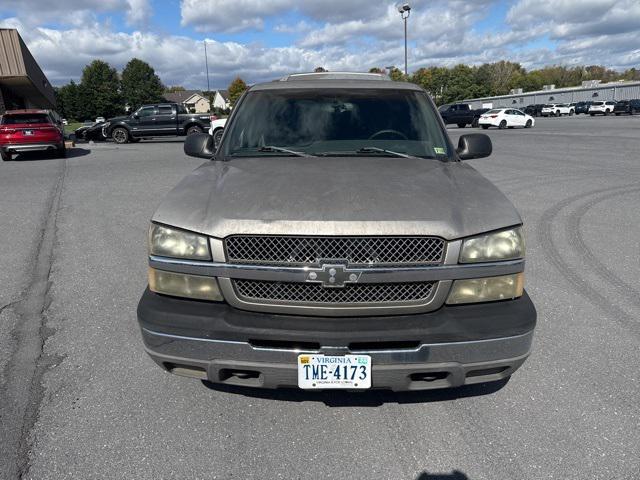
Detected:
left=438, top=103, right=487, bottom=128
left=104, top=103, right=212, bottom=144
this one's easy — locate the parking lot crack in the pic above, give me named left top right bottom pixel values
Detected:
left=0, top=157, right=67, bottom=480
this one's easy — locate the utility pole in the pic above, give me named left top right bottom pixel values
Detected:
left=204, top=40, right=210, bottom=92
left=398, top=3, right=411, bottom=76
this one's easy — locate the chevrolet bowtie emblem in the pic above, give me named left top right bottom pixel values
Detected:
left=306, top=263, right=362, bottom=288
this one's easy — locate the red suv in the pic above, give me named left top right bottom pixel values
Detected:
left=0, top=109, right=66, bottom=161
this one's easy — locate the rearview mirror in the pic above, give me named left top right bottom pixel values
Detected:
left=456, top=134, right=492, bottom=160
left=184, top=133, right=215, bottom=159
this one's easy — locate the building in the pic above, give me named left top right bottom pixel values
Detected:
left=212, top=89, right=231, bottom=110
left=463, top=80, right=640, bottom=109
left=0, top=28, right=56, bottom=114
left=162, top=90, right=211, bottom=113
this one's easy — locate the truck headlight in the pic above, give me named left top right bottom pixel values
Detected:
left=459, top=227, right=524, bottom=263
left=148, top=267, right=223, bottom=301
left=149, top=224, right=211, bottom=260
left=446, top=273, right=524, bottom=305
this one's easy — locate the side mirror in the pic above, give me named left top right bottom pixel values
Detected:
left=184, top=133, right=215, bottom=159
left=456, top=133, right=492, bottom=160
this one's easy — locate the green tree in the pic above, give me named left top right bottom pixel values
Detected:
left=388, top=67, right=407, bottom=82
left=368, top=67, right=384, bottom=73
left=121, top=58, right=164, bottom=111
left=55, top=80, right=82, bottom=120
left=79, top=60, right=122, bottom=120
left=314, top=67, right=328, bottom=72
left=227, top=77, right=248, bottom=107
left=165, top=85, right=186, bottom=93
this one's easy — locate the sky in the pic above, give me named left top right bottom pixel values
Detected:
left=0, top=0, right=638, bottom=90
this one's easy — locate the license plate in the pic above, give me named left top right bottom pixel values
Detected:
left=297, top=355, right=371, bottom=389
left=23, top=130, right=34, bottom=136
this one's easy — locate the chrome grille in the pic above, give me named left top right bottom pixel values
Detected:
left=233, top=280, right=436, bottom=304
left=225, top=236, right=445, bottom=266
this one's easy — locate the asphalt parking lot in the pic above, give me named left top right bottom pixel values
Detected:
left=1, top=115, right=639, bottom=480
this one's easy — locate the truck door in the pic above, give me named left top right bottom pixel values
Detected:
left=130, top=106, right=156, bottom=136
left=154, top=104, right=178, bottom=135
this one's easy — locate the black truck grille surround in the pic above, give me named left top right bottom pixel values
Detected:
left=233, top=280, right=436, bottom=305
left=225, top=236, right=445, bottom=266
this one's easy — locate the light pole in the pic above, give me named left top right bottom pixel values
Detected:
left=204, top=40, right=210, bottom=92
left=398, top=3, right=411, bottom=76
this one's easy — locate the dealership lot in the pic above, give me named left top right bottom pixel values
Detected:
left=1, top=115, right=639, bottom=479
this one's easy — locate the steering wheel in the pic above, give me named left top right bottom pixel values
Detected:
left=368, top=129, right=408, bottom=140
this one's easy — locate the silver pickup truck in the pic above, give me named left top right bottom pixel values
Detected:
left=137, top=72, right=536, bottom=392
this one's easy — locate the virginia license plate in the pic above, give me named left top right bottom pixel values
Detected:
left=297, top=355, right=371, bottom=389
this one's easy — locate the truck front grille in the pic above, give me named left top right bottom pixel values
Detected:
left=233, top=280, right=436, bottom=305
left=225, top=236, right=445, bottom=266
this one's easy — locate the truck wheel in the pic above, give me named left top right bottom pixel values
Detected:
left=457, top=123, right=466, bottom=128
left=213, top=128, right=224, bottom=146
left=112, top=127, right=129, bottom=144
left=498, top=120, right=507, bottom=129
left=186, top=125, right=203, bottom=136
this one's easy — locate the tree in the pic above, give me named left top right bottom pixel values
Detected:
left=121, top=58, right=164, bottom=111
left=388, top=67, right=407, bottom=82
left=55, top=80, right=82, bottom=120
left=165, top=85, right=186, bottom=93
left=79, top=60, right=122, bottom=119
left=369, top=67, right=384, bottom=74
left=227, top=77, right=248, bottom=107
left=314, top=67, right=328, bottom=72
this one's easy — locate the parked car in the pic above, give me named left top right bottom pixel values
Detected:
left=524, top=104, right=545, bottom=117
left=62, top=118, right=68, bottom=125
left=478, top=108, right=535, bottom=129
left=95, top=116, right=106, bottom=123
left=613, top=99, right=640, bottom=115
left=76, top=121, right=108, bottom=141
left=103, top=103, right=213, bottom=144
left=541, top=104, right=574, bottom=116
left=0, top=109, right=66, bottom=161
left=137, top=71, right=536, bottom=391
left=438, top=103, right=475, bottom=128
left=574, top=101, right=592, bottom=114
left=588, top=101, right=617, bottom=115
left=208, top=117, right=227, bottom=146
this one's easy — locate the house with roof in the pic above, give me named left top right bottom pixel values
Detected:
left=212, top=90, right=231, bottom=110
left=163, top=90, right=211, bottom=113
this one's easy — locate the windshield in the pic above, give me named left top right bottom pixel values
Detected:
left=1, top=113, right=50, bottom=124
left=592, top=102, right=604, bottom=106
left=221, top=89, right=452, bottom=160
left=485, top=109, right=502, bottom=114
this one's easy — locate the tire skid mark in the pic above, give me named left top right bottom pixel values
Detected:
left=569, top=189, right=640, bottom=307
left=537, top=183, right=640, bottom=335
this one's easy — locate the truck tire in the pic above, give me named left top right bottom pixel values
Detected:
left=112, top=127, right=129, bottom=144
left=186, top=125, right=203, bottom=136
left=213, top=128, right=224, bottom=146
left=457, top=123, right=466, bottom=128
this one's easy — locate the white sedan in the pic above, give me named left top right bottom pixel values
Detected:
left=208, top=117, right=227, bottom=145
left=478, top=108, right=535, bottom=130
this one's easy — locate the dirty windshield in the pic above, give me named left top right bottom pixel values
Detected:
left=222, top=88, right=451, bottom=160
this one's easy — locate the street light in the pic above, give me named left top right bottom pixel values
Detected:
left=398, top=3, right=411, bottom=76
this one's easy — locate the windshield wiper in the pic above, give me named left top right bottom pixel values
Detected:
left=356, top=146, right=413, bottom=158
left=258, top=145, right=312, bottom=157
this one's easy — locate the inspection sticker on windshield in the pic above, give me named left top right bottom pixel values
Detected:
left=298, top=355, right=371, bottom=389
left=434, top=147, right=446, bottom=155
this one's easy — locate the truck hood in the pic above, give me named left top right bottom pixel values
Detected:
left=152, top=156, right=522, bottom=240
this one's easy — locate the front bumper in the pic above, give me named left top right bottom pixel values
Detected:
left=138, top=288, right=536, bottom=391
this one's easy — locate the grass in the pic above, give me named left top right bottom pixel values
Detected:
left=64, top=123, right=83, bottom=135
